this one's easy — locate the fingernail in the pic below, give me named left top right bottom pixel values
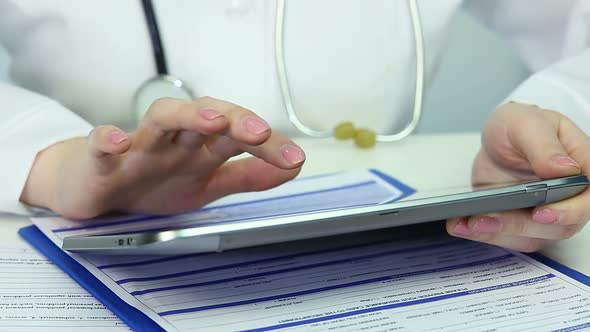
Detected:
left=533, top=208, right=561, bottom=224
left=244, top=117, right=270, bottom=135
left=200, top=108, right=224, bottom=120
left=453, top=219, right=472, bottom=237
left=281, top=144, right=306, bottom=165
left=553, top=155, right=580, bottom=169
left=472, top=216, right=502, bottom=233
left=110, top=131, right=128, bottom=144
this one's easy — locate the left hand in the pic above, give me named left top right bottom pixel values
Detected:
left=446, top=102, right=590, bottom=252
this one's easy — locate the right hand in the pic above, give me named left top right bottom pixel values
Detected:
left=20, top=97, right=306, bottom=219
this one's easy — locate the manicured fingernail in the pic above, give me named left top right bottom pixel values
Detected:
left=533, top=208, right=561, bottom=224
left=200, top=108, right=224, bottom=120
left=244, top=117, right=270, bottom=135
left=553, top=155, right=580, bottom=169
left=110, top=131, right=128, bottom=144
left=472, top=216, right=501, bottom=233
left=453, top=219, right=472, bottom=237
left=281, top=144, right=306, bottom=165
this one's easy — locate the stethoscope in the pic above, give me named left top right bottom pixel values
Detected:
left=134, top=0, right=425, bottom=143
left=133, top=0, right=194, bottom=118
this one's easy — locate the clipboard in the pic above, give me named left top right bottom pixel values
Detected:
left=18, top=168, right=590, bottom=330
left=19, top=223, right=590, bottom=330
left=19, top=225, right=165, bottom=332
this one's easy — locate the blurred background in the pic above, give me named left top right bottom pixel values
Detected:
left=0, top=9, right=530, bottom=133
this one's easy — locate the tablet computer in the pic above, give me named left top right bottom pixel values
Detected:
left=62, top=174, right=588, bottom=255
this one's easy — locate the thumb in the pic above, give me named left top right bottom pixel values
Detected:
left=87, top=125, right=132, bottom=175
left=507, top=114, right=581, bottom=179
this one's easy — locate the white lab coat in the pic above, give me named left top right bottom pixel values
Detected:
left=1, top=0, right=590, bottom=215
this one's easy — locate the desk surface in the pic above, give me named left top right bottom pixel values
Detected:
left=2, top=133, right=588, bottom=274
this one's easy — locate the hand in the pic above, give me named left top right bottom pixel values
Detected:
left=446, top=102, right=590, bottom=252
left=20, top=97, right=306, bottom=219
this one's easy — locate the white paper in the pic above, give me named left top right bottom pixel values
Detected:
left=30, top=170, right=590, bottom=331
left=0, top=242, right=130, bottom=331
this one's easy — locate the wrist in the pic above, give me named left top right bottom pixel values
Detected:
left=19, top=137, right=86, bottom=211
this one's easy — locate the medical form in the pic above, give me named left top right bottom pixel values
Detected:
left=0, top=242, right=128, bottom=331
left=26, top=170, right=590, bottom=331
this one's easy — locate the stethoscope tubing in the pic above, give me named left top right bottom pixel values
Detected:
left=141, top=0, right=169, bottom=76
left=139, top=0, right=425, bottom=142
left=275, top=0, right=425, bottom=142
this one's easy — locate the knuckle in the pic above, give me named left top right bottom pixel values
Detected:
left=445, top=220, right=456, bottom=235
left=471, top=234, right=493, bottom=244
left=559, top=225, right=578, bottom=240
left=541, top=108, right=560, bottom=117
left=560, top=209, right=584, bottom=226
left=197, top=96, right=215, bottom=104
left=225, top=104, right=246, bottom=117
left=523, top=239, right=544, bottom=253
left=146, top=97, right=174, bottom=116
left=178, top=102, right=197, bottom=115
left=495, top=103, right=514, bottom=115
left=88, top=127, right=99, bottom=138
left=515, top=219, right=528, bottom=237
left=236, top=172, right=257, bottom=190
left=88, top=125, right=114, bottom=140
left=230, top=106, right=258, bottom=123
left=150, top=97, right=174, bottom=110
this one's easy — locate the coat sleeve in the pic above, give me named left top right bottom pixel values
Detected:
left=465, top=0, right=590, bottom=133
left=0, top=83, right=92, bottom=215
left=504, top=49, right=590, bottom=134
left=0, top=0, right=93, bottom=215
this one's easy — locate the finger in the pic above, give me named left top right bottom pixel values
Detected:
left=196, top=97, right=274, bottom=146
left=173, top=130, right=205, bottom=149
left=202, top=135, right=243, bottom=162
left=136, top=97, right=229, bottom=151
left=225, top=109, right=272, bottom=145
left=488, top=235, right=548, bottom=253
left=504, top=109, right=581, bottom=179
left=87, top=125, right=131, bottom=158
left=205, top=130, right=306, bottom=170
left=446, top=218, right=549, bottom=252
left=446, top=212, right=580, bottom=251
left=531, top=117, right=590, bottom=225
left=471, top=149, right=537, bottom=186
left=188, top=103, right=279, bottom=167
left=139, top=96, right=274, bottom=151
left=460, top=210, right=579, bottom=240
left=197, top=157, right=302, bottom=205
left=87, top=125, right=132, bottom=174
left=238, top=130, right=306, bottom=169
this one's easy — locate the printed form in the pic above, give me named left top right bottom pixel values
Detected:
left=30, top=170, right=590, bottom=331
left=0, top=242, right=129, bottom=331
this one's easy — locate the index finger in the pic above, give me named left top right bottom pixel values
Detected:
left=135, top=97, right=230, bottom=151
left=146, top=97, right=234, bottom=132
